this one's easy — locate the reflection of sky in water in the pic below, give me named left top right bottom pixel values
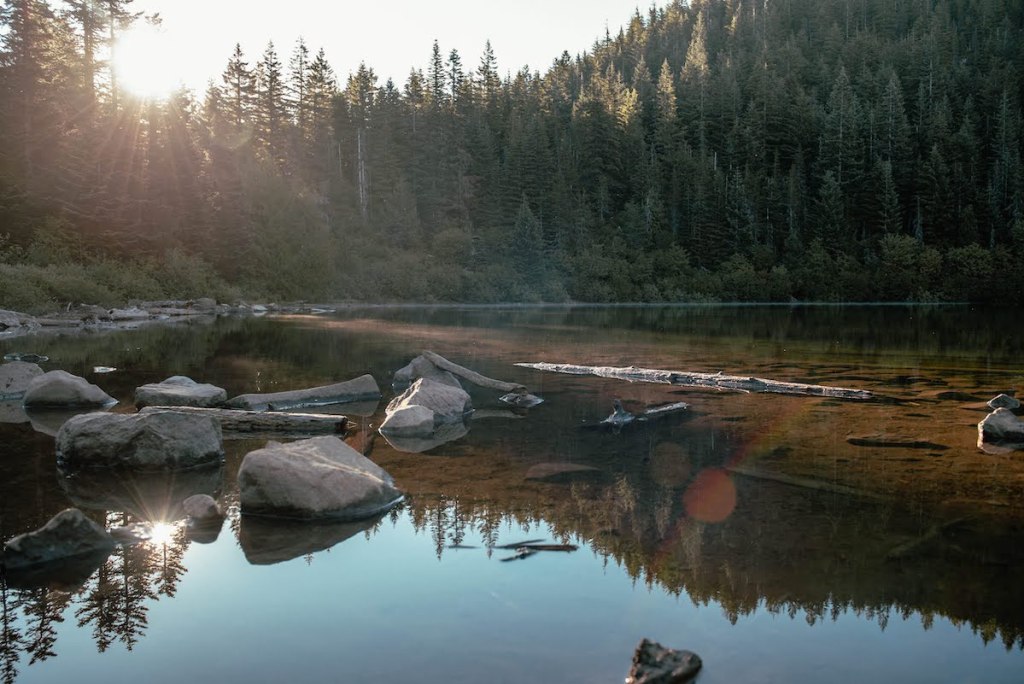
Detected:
left=13, top=512, right=1024, bottom=684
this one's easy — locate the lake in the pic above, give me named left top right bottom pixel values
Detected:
left=2, top=304, right=1023, bottom=683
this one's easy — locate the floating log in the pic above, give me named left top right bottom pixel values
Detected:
left=140, top=406, right=347, bottom=437
left=516, top=362, right=873, bottom=400
left=422, top=350, right=525, bottom=393
left=421, top=351, right=543, bottom=406
left=727, top=465, right=887, bottom=500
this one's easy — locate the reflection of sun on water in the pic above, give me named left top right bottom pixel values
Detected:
left=113, top=26, right=183, bottom=100
left=147, top=521, right=178, bottom=546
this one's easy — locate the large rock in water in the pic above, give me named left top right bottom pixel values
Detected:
left=988, top=393, right=1021, bottom=411
left=23, top=370, right=116, bottom=407
left=0, top=360, right=44, bottom=399
left=135, top=375, right=227, bottom=408
left=625, top=638, right=702, bottom=684
left=225, top=374, right=381, bottom=411
left=379, top=377, right=472, bottom=436
left=238, top=436, right=402, bottom=520
left=978, top=408, right=1024, bottom=445
left=2, top=508, right=116, bottom=570
left=56, top=409, right=224, bottom=470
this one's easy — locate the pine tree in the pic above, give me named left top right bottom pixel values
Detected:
left=221, top=43, right=253, bottom=128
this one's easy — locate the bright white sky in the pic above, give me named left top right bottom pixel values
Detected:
left=127, top=0, right=653, bottom=95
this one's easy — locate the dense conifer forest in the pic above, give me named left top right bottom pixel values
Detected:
left=1, top=0, right=1022, bottom=309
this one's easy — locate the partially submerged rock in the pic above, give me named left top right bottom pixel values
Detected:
left=22, top=369, right=116, bottom=407
left=2, top=508, right=116, bottom=571
left=978, top=408, right=1024, bottom=449
left=625, top=638, right=702, bottom=684
left=0, top=360, right=43, bottom=399
left=238, top=436, right=403, bottom=520
left=988, top=393, right=1021, bottom=411
left=380, top=377, right=472, bottom=436
left=135, top=375, right=227, bottom=408
left=225, top=374, right=381, bottom=411
left=56, top=409, right=224, bottom=470
left=379, top=419, right=469, bottom=454
left=183, top=494, right=223, bottom=524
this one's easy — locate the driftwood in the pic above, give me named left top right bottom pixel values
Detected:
left=884, top=518, right=969, bottom=561
left=516, top=362, right=873, bottom=400
left=141, top=406, right=347, bottom=437
left=422, top=351, right=525, bottom=393
left=727, top=465, right=887, bottom=500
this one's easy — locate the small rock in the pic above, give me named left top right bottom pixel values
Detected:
left=238, top=436, right=403, bottom=520
left=135, top=375, right=227, bottom=408
left=499, top=391, right=544, bottom=408
left=380, top=404, right=436, bottom=434
left=107, top=306, right=150, bottom=321
left=0, top=360, right=44, bottom=399
left=191, top=297, right=218, bottom=312
left=978, top=408, right=1024, bottom=446
left=56, top=409, right=224, bottom=470
left=625, top=638, right=702, bottom=684
left=183, top=494, right=223, bottom=523
left=0, top=309, right=24, bottom=330
left=988, top=393, right=1021, bottom=410
left=23, top=370, right=116, bottom=407
left=2, top=508, right=116, bottom=570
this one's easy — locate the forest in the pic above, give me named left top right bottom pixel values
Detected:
left=1, top=0, right=1022, bottom=309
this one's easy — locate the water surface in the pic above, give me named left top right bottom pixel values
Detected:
left=2, top=305, right=1022, bottom=683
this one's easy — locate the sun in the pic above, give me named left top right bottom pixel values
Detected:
left=113, top=25, right=184, bottom=100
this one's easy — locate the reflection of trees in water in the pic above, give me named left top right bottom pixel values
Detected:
left=405, top=475, right=1024, bottom=652
left=0, top=512, right=192, bottom=681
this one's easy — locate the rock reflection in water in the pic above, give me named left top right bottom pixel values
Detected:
left=239, top=513, right=385, bottom=565
left=57, top=465, right=224, bottom=522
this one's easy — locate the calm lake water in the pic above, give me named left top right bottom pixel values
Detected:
left=2, top=305, right=1023, bottom=683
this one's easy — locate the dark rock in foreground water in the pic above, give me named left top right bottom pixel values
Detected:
left=135, top=375, right=227, bottom=408
left=2, top=508, right=116, bottom=573
left=23, top=369, right=116, bottom=407
left=238, top=436, right=402, bottom=520
left=239, top=513, right=384, bottom=565
left=56, top=409, right=224, bottom=470
left=626, top=638, right=702, bottom=683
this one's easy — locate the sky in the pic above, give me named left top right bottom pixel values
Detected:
left=127, top=0, right=655, bottom=94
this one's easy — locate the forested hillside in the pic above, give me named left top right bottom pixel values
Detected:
left=1, top=0, right=1022, bottom=308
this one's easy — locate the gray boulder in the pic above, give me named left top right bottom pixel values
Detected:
left=988, top=393, right=1021, bottom=411
left=22, top=370, right=116, bottom=407
left=0, top=360, right=44, bottom=399
left=978, top=408, right=1024, bottom=445
left=625, top=638, right=702, bottom=684
left=2, top=508, right=116, bottom=570
left=380, top=377, right=472, bottom=436
left=0, top=309, right=24, bottom=330
left=225, top=373, right=381, bottom=411
left=238, top=436, right=402, bottom=520
left=393, top=355, right=462, bottom=390
left=107, top=306, right=150, bottom=321
left=56, top=409, right=224, bottom=470
left=183, top=494, right=223, bottom=523
left=135, top=375, right=227, bottom=408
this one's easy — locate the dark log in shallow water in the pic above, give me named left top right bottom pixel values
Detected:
left=141, top=406, right=347, bottom=437
left=516, top=362, right=873, bottom=400
left=422, top=350, right=525, bottom=393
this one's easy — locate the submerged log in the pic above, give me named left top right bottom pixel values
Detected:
left=516, top=362, right=873, bottom=400
left=141, top=406, right=347, bottom=437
